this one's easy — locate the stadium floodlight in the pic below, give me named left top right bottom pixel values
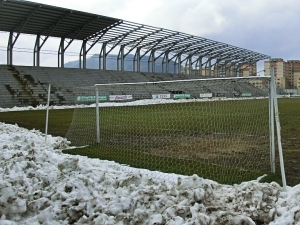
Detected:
left=66, top=75, right=286, bottom=186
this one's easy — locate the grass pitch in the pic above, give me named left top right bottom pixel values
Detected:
left=1, top=98, right=300, bottom=185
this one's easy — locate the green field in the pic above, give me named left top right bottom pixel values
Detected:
left=1, top=98, right=300, bottom=185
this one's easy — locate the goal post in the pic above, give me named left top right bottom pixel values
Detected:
left=66, top=75, right=286, bottom=185
left=270, top=67, right=287, bottom=190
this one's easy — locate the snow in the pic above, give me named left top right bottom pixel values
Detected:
left=0, top=97, right=267, bottom=112
left=0, top=104, right=300, bottom=224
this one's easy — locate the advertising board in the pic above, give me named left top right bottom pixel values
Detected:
left=76, top=96, right=107, bottom=102
left=109, top=95, right=133, bottom=101
left=200, top=93, right=213, bottom=98
left=173, top=94, right=191, bottom=99
left=152, top=94, right=171, bottom=99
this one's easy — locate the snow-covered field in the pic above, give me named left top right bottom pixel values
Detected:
left=1, top=103, right=300, bottom=224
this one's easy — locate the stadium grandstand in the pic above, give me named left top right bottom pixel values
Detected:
left=0, top=0, right=270, bottom=107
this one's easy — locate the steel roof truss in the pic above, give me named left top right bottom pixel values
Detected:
left=41, top=11, right=72, bottom=37
left=171, top=38, right=208, bottom=54
left=154, top=50, right=166, bottom=61
left=124, top=28, right=162, bottom=48
left=119, top=38, right=145, bottom=58
left=0, top=0, right=5, bottom=8
left=63, top=38, right=75, bottom=51
left=87, top=20, right=123, bottom=41
left=86, top=22, right=122, bottom=53
left=105, top=25, right=144, bottom=55
left=183, top=42, right=227, bottom=56
left=219, top=50, right=248, bottom=61
left=0, top=1, right=270, bottom=67
left=106, top=25, right=144, bottom=44
left=123, top=29, right=163, bottom=57
left=158, top=35, right=194, bottom=52
left=67, top=16, right=99, bottom=41
left=203, top=46, right=237, bottom=60
left=137, top=30, right=177, bottom=49
left=13, top=4, right=41, bottom=33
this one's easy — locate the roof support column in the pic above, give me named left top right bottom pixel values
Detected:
left=208, top=58, right=212, bottom=77
left=7, top=32, right=16, bottom=65
left=237, top=65, right=242, bottom=77
left=219, top=63, right=223, bottom=77
left=117, top=45, right=125, bottom=71
left=33, top=34, right=49, bottom=67
left=79, top=40, right=87, bottom=69
left=58, top=37, right=65, bottom=68
left=148, top=50, right=155, bottom=73
left=214, top=62, right=219, bottom=77
left=177, top=54, right=181, bottom=74
left=198, top=57, right=202, bottom=76
left=58, top=38, right=74, bottom=68
left=33, top=34, right=40, bottom=67
left=99, top=43, right=107, bottom=70
left=188, top=56, right=192, bottom=74
left=234, top=65, right=239, bottom=77
left=133, top=47, right=141, bottom=72
left=230, top=64, right=234, bottom=77
left=152, top=50, right=155, bottom=73
left=162, top=52, right=169, bottom=73
left=226, top=63, right=231, bottom=77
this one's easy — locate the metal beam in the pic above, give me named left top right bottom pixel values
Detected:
left=85, top=21, right=121, bottom=56
left=0, top=0, right=5, bottom=8
left=58, top=37, right=64, bottom=67
left=7, top=32, right=14, bottom=65
left=13, top=5, right=41, bottom=33
left=41, top=11, right=72, bottom=37
left=117, top=45, right=125, bottom=71
left=33, top=34, right=40, bottom=67
left=99, top=43, right=107, bottom=70
left=87, top=20, right=123, bottom=41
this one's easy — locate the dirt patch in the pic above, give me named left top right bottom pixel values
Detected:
left=148, top=134, right=270, bottom=171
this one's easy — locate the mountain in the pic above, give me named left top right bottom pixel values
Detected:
left=64, top=54, right=178, bottom=73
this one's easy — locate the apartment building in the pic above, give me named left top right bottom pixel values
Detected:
left=182, top=62, right=257, bottom=77
left=287, top=60, right=300, bottom=89
left=240, top=63, right=257, bottom=77
left=264, top=58, right=300, bottom=89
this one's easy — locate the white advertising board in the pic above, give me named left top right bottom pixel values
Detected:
left=109, top=95, right=133, bottom=101
left=200, top=93, right=213, bottom=98
left=152, top=94, right=171, bottom=99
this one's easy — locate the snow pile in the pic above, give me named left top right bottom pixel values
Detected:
left=0, top=97, right=267, bottom=112
left=270, top=185, right=300, bottom=225
left=0, top=122, right=299, bottom=224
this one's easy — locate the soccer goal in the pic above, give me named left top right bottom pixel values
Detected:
left=66, top=73, right=286, bottom=186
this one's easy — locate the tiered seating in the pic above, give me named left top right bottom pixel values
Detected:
left=0, top=65, right=265, bottom=108
left=0, top=65, right=30, bottom=107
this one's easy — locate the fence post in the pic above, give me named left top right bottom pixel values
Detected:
left=95, top=86, right=100, bottom=143
left=45, top=84, right=51, bottom=141
left=269, top=76, right=275, bottom=173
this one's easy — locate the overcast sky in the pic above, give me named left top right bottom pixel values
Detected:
left=1, top=0, right=300, bottom=72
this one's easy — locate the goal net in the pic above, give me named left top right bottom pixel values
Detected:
left=66, top=76, right=276, bottom=184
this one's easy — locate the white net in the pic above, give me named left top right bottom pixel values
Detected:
left=66, top=77, right=272, bottom=184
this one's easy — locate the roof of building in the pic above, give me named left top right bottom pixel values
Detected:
left=0, top=0, right=120, bottom=40
left=0, top=0, right=270, bottom=64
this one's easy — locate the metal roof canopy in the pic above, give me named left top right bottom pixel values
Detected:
left=0, top=0, right=120, bottom=39
left=0, top=0, right=270, bottom=74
